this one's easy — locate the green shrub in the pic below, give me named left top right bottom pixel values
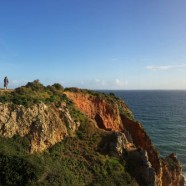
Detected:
left=0, top=129, right=138, bottom=186
left=0, top=80, right=68, bottom=107
left=52, top=83, right=64, bottom=90
left=0, top=155, right=41, bottom=186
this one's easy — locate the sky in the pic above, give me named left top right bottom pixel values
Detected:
left=0, top=0, right=186, bottom=90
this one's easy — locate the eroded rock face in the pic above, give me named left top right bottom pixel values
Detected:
left=121, top=115, right=163, bottom=185
left=121, top=114, right=185, bottom=186
left=126, top=148, right=156, bottom=186
left=65, top=91, right=130, bottom=131
left=65, top=90, right=185, bottom=186
left=109, top=132, right=135, bottom=156
left=162, top=154, right=185, bottom=186
left=0, top=103, right=78, bottom=153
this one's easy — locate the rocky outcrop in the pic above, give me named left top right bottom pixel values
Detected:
left=121, top=111, right=185, bottom=186
left=65, top=90, right=185, bottom=186
left=121, top=115, right=163, bottom=185
left=126, top=148, right=156, bottom=186
left=107, top=132, right=135, bottom=156
left=100, top=132, right=157, bottom=186
left=0, top=103, right=79, bottom=153
left=162, top=153, right=185, bottom=186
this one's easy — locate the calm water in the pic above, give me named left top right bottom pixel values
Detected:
left=103, top=90, right=186, bottom=179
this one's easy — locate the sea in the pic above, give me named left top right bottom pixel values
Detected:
left=102, top=90, right=186, bottom=182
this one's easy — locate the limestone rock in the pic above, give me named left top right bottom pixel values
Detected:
left=126, top=148, right=156, bottom=186
left=0, top=103, right=79, bottom=153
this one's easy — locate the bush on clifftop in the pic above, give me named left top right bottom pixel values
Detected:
left=0, top=80, right=65, bottom=107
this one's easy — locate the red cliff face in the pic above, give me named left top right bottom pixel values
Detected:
left=65, top=91, right=124, bottom=131
left=121, top=115, right=162, bottom=185
left=65, top=90, right=184, bottom=186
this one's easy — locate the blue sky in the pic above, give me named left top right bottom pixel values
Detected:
left=1, top=0, right=186, bottom=89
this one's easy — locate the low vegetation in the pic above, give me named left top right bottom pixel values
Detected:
left=0, top=120, right=138, bottom=186
left=0, top=81, right=138, bottom=185
left=0, top=80, right=66, bottom=107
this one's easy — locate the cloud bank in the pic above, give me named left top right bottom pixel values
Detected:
left=146, top=64, right=186, bottom=70
left=90, top=78, right=128, bottom=89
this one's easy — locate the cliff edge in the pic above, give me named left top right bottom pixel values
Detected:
left=65, top=88, right=184, bottom=186
left=0, top=81, right=184, bottom=186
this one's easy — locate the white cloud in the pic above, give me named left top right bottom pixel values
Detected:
left=12, top=80, right=27, bottom=84
left=11, top=80, right=30, bottom=87
left=115, top=79, right=128, bottom=88
left=89, top=78, right=128, bottom=89
left=146, top=64, right=186, bottom=71
left=94, top=79, right=106, bottom=86
left=12, top=80, right=20, bottom=84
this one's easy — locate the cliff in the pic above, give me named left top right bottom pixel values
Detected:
left=65, top=88, right=185, bottom=186
left=0, top=82, right=184, bottom=186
